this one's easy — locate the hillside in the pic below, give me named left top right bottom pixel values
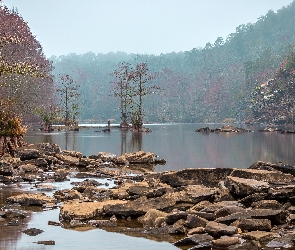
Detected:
left=50, top=1, right=295, bottom=124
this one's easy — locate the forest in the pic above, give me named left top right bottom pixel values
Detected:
left=1, top=1, right=295, bottom=132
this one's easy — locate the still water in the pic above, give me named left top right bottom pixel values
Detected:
left=1, top=123, right=295, bottom=250
left=24, top=123, right=295, bottom=170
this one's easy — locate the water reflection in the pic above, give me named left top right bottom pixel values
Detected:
left=24, top=124, right=295, bottom=171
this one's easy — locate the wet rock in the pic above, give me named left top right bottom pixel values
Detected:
left=225, top=176, right=269, bottom=197
left=23, top=228, right=44, bottom=236
left=6, top=193, right=55, bottom=206
left=212, top=236, right=240, bottom=247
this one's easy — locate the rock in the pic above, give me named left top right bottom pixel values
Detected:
left=67, top=189, right=83, bottom=200
left=19, top=164, right=38, bottom=173
left=165, top=212, right=189, bottom=225
left=23, top=228, right=44, bottom=236
left=233, top=218, right=272, bottom=232
left=251, top=200, right=281, bottom=209
left=89, top=219, right=117, bottom=228
left=138, top=209, right=168, bottom=227
left=205, top=221, right=238, bottom=236
left=173, top=233, right=214, bottom=246
left=187, top=227, right=205, bottom=235
left=230, top=169, right=295, bottom=183
left=184, top=214, right=209, bottom=228
left=60, top=200, right=127, bottom=221
left=6, top=193, right=55, bottom=206
left=97, top=152, right=117, bottom=162
left=116, top=151, right=157, bottom=165
left=239, top=193, right=268, bottom=207
left=250, top=161, right=295, bottom=177
left=212, top=236, right=240, bottom=247
left=104, top=196, right=176, bottom=218
left=225, top=176, right=269, bottom=197
left=242, top=231, right=275, bottom=242
left=168, top=219, right=186, bottom=234
left=16, top=149, right=41, bottom=160
left=216, top=209, right=289, bottom=225
left=214, top=206, right=246, bottom=218
left=160, top=168, right=233, bottom=188
left=268, top=185, right=295, bottom=201
left=54, top=169, right=69, bottom=181
left=36, top=240, right=55, bottom=245
left=228, top=239, right=261, bottom=250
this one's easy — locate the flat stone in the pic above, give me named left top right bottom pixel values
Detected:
left=60, top=200, right=127, bottom=221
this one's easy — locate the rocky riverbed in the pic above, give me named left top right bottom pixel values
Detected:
left=1, top=143, right=295, bottom=249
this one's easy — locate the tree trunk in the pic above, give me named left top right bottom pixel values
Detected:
left=0, top=136, right=27, bottom=157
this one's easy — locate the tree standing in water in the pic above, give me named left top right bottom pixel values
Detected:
left=56, top=74, right=81, bottom=127
left=112, top=62, right=159, bottom=130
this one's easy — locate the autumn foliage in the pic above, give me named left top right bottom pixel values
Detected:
left=0, top=5, right=53, bottom=136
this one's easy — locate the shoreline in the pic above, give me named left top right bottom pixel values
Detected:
left=1, top=143, right=295, bottom=249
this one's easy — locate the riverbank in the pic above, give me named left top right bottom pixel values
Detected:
left=1, top=142, right=295, bottom=249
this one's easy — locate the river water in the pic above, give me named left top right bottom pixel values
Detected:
left=1, top=123, right=295, bottom=249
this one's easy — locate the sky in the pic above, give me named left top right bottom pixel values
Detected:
left=2, top=0, right=294, bottom=58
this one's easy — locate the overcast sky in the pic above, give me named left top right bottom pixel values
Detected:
left=2, top=0, right=294, bottom=57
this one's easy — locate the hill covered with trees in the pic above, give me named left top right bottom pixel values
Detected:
left=50, top=1, right=295, bottom=124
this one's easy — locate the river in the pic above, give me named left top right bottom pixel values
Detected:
left=1, top=123, right=295, bottom=249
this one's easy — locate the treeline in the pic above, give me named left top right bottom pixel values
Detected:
left=50, top=1, right=295, bottom=124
